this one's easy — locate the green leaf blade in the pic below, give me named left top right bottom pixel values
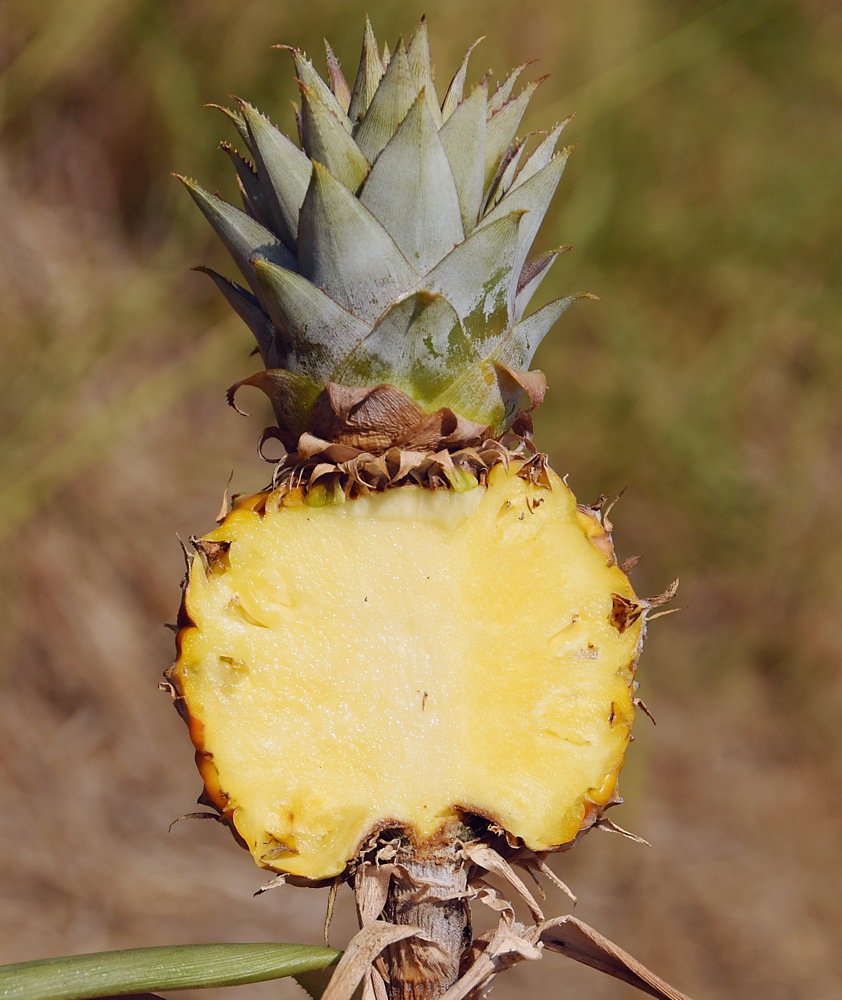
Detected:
left=359, top=92, right=463, bottom=272
left=0, top=943, right=340, bottom=1000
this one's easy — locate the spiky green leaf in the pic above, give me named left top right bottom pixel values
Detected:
left=324, top=41, right=352, bottom=112
left=239, top=102, right=312, bottom=250
left=335, top=292, right=475, bottom=405
left=487, top=138, right=526, bottom=208
left=178, top=177, right=296, bottom=289
left=197, top=266, right=280, bottom=366
left=289, top=48, right=353, bottom=132
left=208, top=103, right=251, bottom=148
left=441, top=37, right=484, bottom=121
left=252, top=258, right=369, bottom=381
left=297, top=163, right=417, bottom=321
left=493, top=293, right=589, bottom=369
left=360, top=92, right=462, bottom=272
left=439, top=80, right=488, bottom=234
left=488, top=62, right=531, bottom=115
left=299, top=82, right=370, bottom=192
left=220, top=142, right=269, bottom=226
left=514, top=247, right=568, bottom=319
left=407, top=19, right=442, bottom=128
left=484, top=80, right=542, bottom=198
left=353, top=40, right=416, bottom=162
left=482, top=149, right=571, bottom=297
left=511, top=119, right=570, bottom=192
left=348, top=17, right=383, bottom=124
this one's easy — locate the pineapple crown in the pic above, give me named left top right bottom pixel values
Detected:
left=180, top=17, right=586, bottom=455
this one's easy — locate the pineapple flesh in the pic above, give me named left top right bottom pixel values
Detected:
left=172, top=464, right=640, bottom=880
left=167, top=18, right=648, bottom=886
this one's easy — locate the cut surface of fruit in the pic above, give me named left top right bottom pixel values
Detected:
left=170, top=464, right=641, bottom=880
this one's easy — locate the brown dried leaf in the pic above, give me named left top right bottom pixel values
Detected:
left=439, top=912, right=539, bottom=1000
left=634, top=697, right=656, bottom=724
left=463, top=843, right=544, bottom=922
left=215, top=473, right=234, bottom=524
left=539, top=915, right=693, bottom=1000
left=518, top=855, right=577, bottom=904
left=495, top=363, right=547, bottom=412
left=647, top=577, right=680, bottom=609
left=310, top=383, right=424, bottom=452
left=305, top=382, right=492, bottom=454
left=227, top=368, right=322, bottom=436
left=355, top=862, right=393, bottom=926
left=595, top=817, right=651, bottom=846
left=361, top=967, right=389, bottom=1000
left=324, top=879, right=340, bottom=945
left=609, top=594, right=645, bottom=634
left=320, top=922, right=424, bottom=1000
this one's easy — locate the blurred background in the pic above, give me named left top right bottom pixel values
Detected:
left=1, top=0, right=840, bottom=997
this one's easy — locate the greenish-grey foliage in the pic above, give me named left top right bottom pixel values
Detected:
left=0, top=943, right=340, bottom=999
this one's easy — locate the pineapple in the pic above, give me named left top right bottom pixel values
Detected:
left=165, top=18, right=673, bottom=999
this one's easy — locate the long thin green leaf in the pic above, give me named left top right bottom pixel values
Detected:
left=481, top=151, right=571, bottom=302
left=195, top=266, right=280, bottom=366
left=288, top=47, right=353, bottom=132
left=493, top=293, right=592, bottom=369
left=488, top=62, right=530, bottom=116
left=0, top=943, right=341, bottom=1000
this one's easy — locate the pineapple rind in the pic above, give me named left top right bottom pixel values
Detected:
left=170, top=464, right=641, bottom=881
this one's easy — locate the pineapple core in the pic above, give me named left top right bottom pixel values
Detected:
left=172, top=464, right=641, bottom=880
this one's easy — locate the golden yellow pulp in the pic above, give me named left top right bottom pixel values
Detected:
left=170, top=463, right=642, bottom=880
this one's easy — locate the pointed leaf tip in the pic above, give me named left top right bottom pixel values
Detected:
left=353, top=38, right=416, bottom=162
left=298, top=160, right=416, bottom=320
left=348, top=15, right=383, bottom=124
left=298, top=81, right=370, bottom=192
left=179, top=176, right=297, bottom=290
left=250, top=256, right=369, bottom=383
left=196, top=266, right=280, bottom=367
left=441, top=36, right=485, bottom=121
left=324, top=40, right=352, bottom=112
left=237, top=99, right=312, bottom=249
left=360, top=90, right=462, bottom=271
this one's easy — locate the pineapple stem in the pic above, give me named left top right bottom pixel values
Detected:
left=367, top=846, right=471, bottom=999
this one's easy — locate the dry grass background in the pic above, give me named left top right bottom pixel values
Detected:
left=1, top=0, right=841, bottom=997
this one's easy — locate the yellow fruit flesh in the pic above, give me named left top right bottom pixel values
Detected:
left=171, top=464, right=642, bottom=880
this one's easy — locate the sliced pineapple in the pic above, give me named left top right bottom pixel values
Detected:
left=170, top=464, right=641, bottom=880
